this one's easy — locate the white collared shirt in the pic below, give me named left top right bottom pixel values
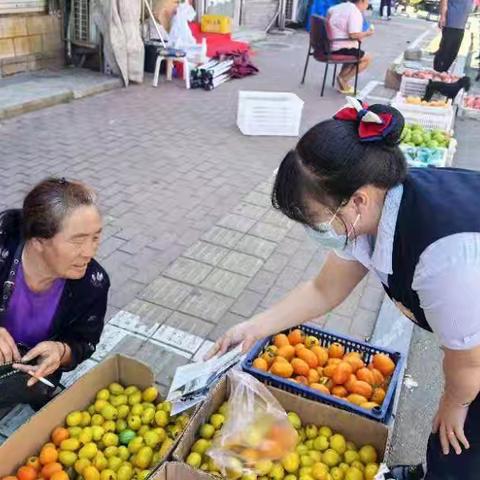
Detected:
left=335, top=185, right=480, bottom=350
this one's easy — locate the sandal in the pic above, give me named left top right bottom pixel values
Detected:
left=337, top=85, right=355, bottom=95
left=336, top=76, right=355, bottom=95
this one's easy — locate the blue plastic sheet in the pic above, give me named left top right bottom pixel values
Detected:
left=306, top=0, right=342, bottom=30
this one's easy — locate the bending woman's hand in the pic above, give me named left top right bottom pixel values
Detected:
left=14, top=341, right=68, bottom=387
left=205, top=319, right=264, bottom=359
left=0, top=327, right=21, bottom=363
left=433, top=394, right=470, bottom=455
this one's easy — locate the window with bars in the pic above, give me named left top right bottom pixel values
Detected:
left=73, top=0, right=90, bottom=43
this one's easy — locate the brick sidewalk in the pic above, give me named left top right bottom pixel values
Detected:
left=0, top=16, right=431, bottom=438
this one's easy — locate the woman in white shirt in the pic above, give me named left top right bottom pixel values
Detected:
left=209, top=98, right=480, bottom=479
left=327, top=0, right=374, bottom=93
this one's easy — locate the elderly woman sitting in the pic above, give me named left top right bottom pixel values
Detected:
left=0, top=178, right=109, bottom=409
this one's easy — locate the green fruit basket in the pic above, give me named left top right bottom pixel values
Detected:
left=400, top=123, right=456, bottom=168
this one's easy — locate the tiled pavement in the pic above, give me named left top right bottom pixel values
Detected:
left=0, top=16, right=432, bottom=437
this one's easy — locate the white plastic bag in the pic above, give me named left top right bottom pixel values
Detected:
left=169, top=3, right=197, bottom=49
left=208, top=370, right=298, bottom=476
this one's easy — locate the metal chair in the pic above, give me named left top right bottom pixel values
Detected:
left=301, top=15, right=362, bottom=96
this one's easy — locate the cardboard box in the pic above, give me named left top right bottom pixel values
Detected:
left=174, top=375, right=389, bottom=468
left=0, top=355, right=181, bottom=476
left=153, top=462, right=212, bottom=480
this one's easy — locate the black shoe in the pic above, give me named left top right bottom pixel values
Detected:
left=386, top=464, right=425, bottom=480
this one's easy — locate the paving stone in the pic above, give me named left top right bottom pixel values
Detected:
left=201, top=268, right=251, bottom=298
left=324, top=313, right=353, bottom=336
left=92, top=324, right=130, bottom=361
left=208, top=312, right=246, bottom=341
left=349, top=308, right=378, bottom=340
left=249, top=222, right=289, bottom=242
left=140, top=277, right=193, bottom=310
left=192, top=340, right=215, bottom=361
left=108, top=280, right=146, bottom=309
left=183, top=241, right=229, bottom=266
left=63, top=359, right=98, bottom=387
left=119, top=233, right=156, bottom=255
left=276, top=237, right=303, bottom=256
left=234, top=235, right=277, bottom=260
left=98, top=236, right=127, bottom=259
left=248, top=269, right=278, bottom=295
left=164, top=257, right=213, bottom=285
left=179, top=288, right=234, bottom=323
left=275, top=266, right=304, bottom=290
left=359, top=284, right=385, bottom=312
left=230, top=289, right=264, bottom=317
left=220, top=251, right=263, bottom=277
left=217, top=213, right=256, bottom=233
left=243, top=191, right=272, bottom=208
left=164, top=311, right=214, bottom=340
left=287, top=223, right=308, bottom=241
left=261, top=209, right=294, bottom=229
left=131, top=260, right=169, bottom=285
left=288, top=249, right=315, bottom=271
left=111, top=299, right=171, bottom=336
left=263, top=252, right=290, bottom=274
left=105, top=304, right=120, bottom=323
left=232, top=202, right=268, bottom=220
left=254, top=181, right=274, bottom=195
left=111, top=335, right=190, bottom=386
left=148, top=231, right=179, bottom=251
left=261, top=286, right=289, bottom=308
left=201, top=226, right=244, bottom=249
left=153, top=312, right=213, bottom=353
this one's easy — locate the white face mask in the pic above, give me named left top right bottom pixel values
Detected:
left=307, top=210, right=360, bottom=251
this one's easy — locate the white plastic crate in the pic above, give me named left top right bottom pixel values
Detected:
left=458, top=96, right=480, bottom=121
left=400, top=76, right=429, bottom=97
left=237, top=91, right=304, bottom=136
left=391, top=93, right=455, bottom=131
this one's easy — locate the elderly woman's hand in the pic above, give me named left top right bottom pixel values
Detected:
left=14, top=341, right=68, bottom=387
left=0, top=327, right=21, bottom=364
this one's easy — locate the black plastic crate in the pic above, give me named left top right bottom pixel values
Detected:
left=242, top=323, right=404, bottom=423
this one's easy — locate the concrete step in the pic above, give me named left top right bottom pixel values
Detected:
left=0, top=67, right=122, bottom=120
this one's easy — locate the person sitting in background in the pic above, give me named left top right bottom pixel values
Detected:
left=327, top=0, right=374, bottom=94
left=0, top=178, right=109, bottom=409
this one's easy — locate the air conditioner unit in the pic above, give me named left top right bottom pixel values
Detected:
left=72, top=0, right=99, bottom=46
left=285, top=0, right=299, bottom=22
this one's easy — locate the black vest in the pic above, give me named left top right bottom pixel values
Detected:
left=384, top=167, right=480, bottom=331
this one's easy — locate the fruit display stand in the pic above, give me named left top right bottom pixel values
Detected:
left=241, top=325, right=403, bottom=424
left=400, top=123, right=456, bottom=168
left=391, top=93, right=455, bottom=132
left=459, top=95, right=480, bottom=121
left=0, top=355, right=195, bottom=478
left=400, top=139, right=457, bottom=168
left=399, top=70, right=460, bottom=99
left=173, top=375, right=389, bottom=478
